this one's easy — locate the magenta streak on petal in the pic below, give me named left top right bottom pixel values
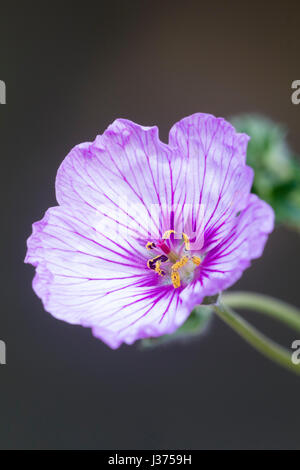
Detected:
left=159, top=289, right=177, bottom=323
left=25, top=113, right=274, bottom=348
left=104, top=144, right=162, bottom=236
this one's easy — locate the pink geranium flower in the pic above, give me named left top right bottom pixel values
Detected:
left=25, top=113, right=274, bottom=348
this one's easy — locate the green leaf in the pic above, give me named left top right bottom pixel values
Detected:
left=230, top=114, right=300, bottom=231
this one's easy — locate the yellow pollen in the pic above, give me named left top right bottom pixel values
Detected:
left=182, top=232, right=190, bottom=251
left=192, top=255, right=201, bottom=266
left=162, top=230, right=191, bottom=251
left=162, top=229, right=176, bottom=239
left=170, top=255, right=189, bottom=288
left=171, top=270, right=181, bottom=288
left=147, top=255, right=159, bottom=269
left=146, top=231, right=200, bottom=289
left=155, top=261, right=165, bottom=277
left=146, top=241, right=155, bottom=250
left=172, top=255, right=189, bottom=271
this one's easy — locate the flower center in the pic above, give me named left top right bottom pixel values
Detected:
left=146, top=230, right=201, bottom=288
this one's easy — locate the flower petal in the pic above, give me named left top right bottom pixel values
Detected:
left=180, top=193, right=275, bottom=305
left=55, top=119, right=188, bottom=240
left=25, top=113, right=275, bottom=348
left=25, top=205, right=190, bottom=348
left=169, top=113, right=254, bottom=250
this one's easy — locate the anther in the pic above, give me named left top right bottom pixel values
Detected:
left=182, top=233, right=190, bottom=251
left=146, top=241, right=156, bottom=250
left=172, top=255, right=189, bottom=271
left=155, top=261, right=165, bottom=277
left=170, top=255, right=189, bottom=288
left=147, top=254, right=168, bottom=270
left=162, top=229, right=176, bottom=240
left=171, top=271, right=180, bottom=288
left=191, top=256, right=201, bottom=266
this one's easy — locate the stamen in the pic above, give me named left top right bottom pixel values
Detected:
left=182, top=232, right=190, bottom=251
left=146, top=241, right=156, bottom=250
left=147, top=254, right=168, bottom=270
left=192, top=256, right=201, bottom=266
left=172, top=255, right=189, bottom=271
left=170, top=255, right=189, bottom=288
left=146, top=230, right=201, bottom=288
left=171, top=271, right=180, bottom=288
left=162, top=229, right=176, bottom=240
left=154, top=261, right=165, bottom=276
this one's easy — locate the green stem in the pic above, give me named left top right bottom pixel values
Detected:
left=213, top=302, right=300, bottom=375
left=222, top=291, right=300, bottom=332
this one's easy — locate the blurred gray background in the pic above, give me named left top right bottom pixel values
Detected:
left=0, top=0, right=299, bottom=449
